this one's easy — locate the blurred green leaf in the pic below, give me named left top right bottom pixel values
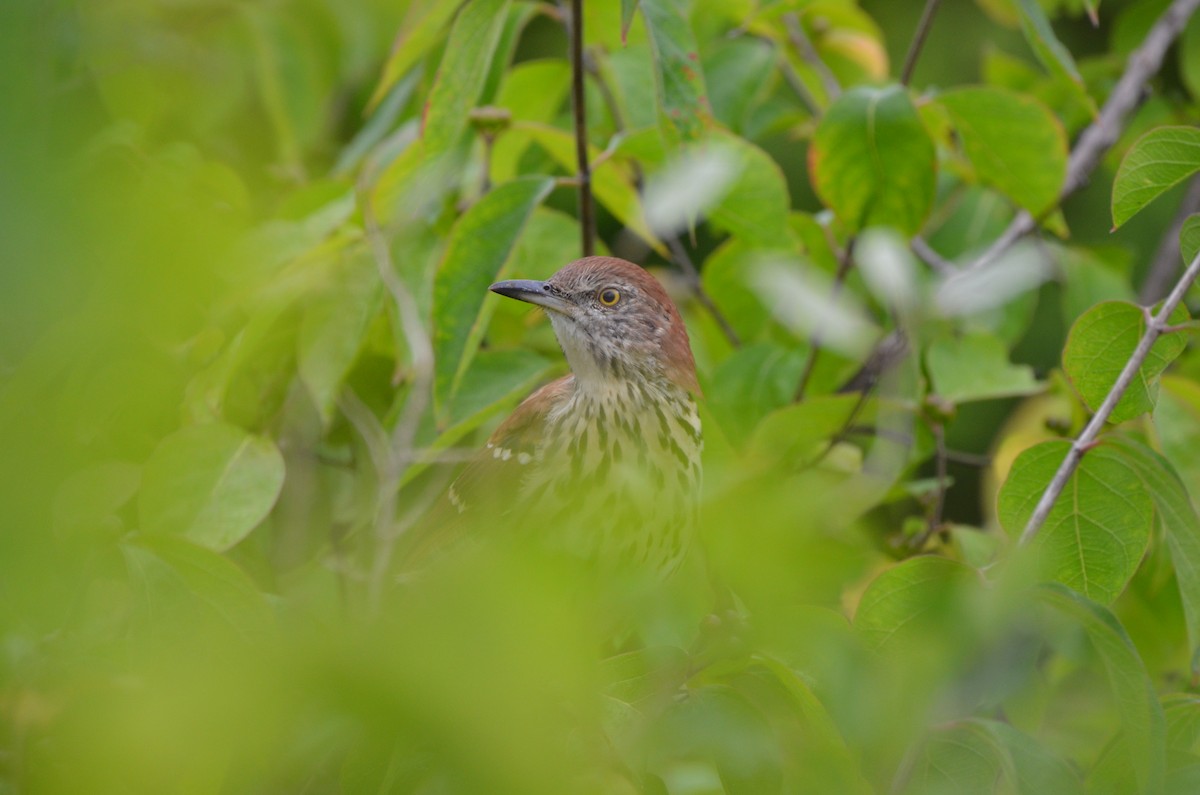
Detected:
left=926, top=331, right=1042, bottom=403
left=297, top=251, right=383, bottom=421
left=997, top=440, right=1152, bottom=604
left=1013, top=0, right=1096, bottom=116
left=123, top=535, right=273, bottom=638
left=1058, top=245, right=1136, bottom=325
left=622, top=0, right=641, bottom=43
left=1112, top=127, right=1200, bottom=229
left=1181, top=213, right=1200, bottom=265
left=1038, top=584, right=1166, bottom=794
left=748, top=394, right=863, bottom=467
left=855, top=557, right=974, bottom=651
left=642, top=0, right=710, bottom=142
left=810, top=85, right=936, bottom=235
left=705, top=131, right=793, bottom=248
left=703, top=39, right=775, bottom=133
left=1182, top=15, right=1200, bottom=102
left=368, top=0, right=465, bottom=110
left=904, top=718, right=1083, bottom=795
left=1062, top=300, right=1188, bottom=423
left=423, top=0, right=512, bottom=156
left=491, top=60, right=572, bottom=183
left=705, top=342, right=806, bottom=444
left=1105, top=435, right=1200, bottom=671
left=432, top=176, right=554, bottom=412
left=139, top=422, right=286, bottom=551
left=520, top=122, right=662, bottom=250
left=646, top=685, right=783, bottom=795
left=936, top=86, right=1068, bottom=216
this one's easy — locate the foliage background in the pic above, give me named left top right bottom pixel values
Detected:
left=5, top=0, right=1200, bottom=792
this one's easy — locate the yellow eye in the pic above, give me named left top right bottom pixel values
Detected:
left=599, top=288, right=621, bottom=306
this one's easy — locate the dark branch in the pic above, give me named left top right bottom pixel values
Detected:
left=783, top=13, right=841, bottom=101
left=567, top=0, right=595, bottom=256
left=900, top=0, right=943, bottom=86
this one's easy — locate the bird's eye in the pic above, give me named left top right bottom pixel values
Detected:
left=599, top=288, right=621, bottom=306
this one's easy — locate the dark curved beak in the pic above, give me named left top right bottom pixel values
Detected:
left=489, top=279, right=575, bottom=316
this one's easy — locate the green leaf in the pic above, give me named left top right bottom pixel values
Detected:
left=925, top=330, right=1042, bottom=403
left=621, top=0, right=640, bottom=43
left=997, top=440, right=1153, bottom=604
left=1181, top=213, right=1200, bottom=266
left=139, top=422, right=286, bottom=551
left=1106, top=435, right=1200, bottom=670
left=122, top=535, right=273, bottom=638
left=297, top=251, right=383, bottom=420
left=1112, top=127, right=1200, bottom=229
left=705, top=130, right=793, bottom=248
left=705, top=342, right=806, bottom=444
left=491, top=60, right=572, bottom=184
left=1182, top=14, right=1200, bottom=102
left=520, top=122, right=661, bottom=250
left=748, top=394, right=864, bottom=467
left=905, top=719, right=1083, bottom=795
left=1013, top=0, right=1096, bottom=116
left=645, top=685, right=783, bottom=795
left=432, top=176, right=554, bottom=411
left=1062, top=300, right=1189, bottom=423
left=810, top=85, right=936, bottom=235
left=367, top=0, right=465, bottom=110
left=1038, top=584, right=1166, bottom=794
left=855, top=557, right=974, bottom=651
left=936, top=86, right=1068, bottom=216
left=401, top=350, right=552, bottom=489
left=641, top=0, right=710, bottom=142
left=423, top=0, right=512, bottom=157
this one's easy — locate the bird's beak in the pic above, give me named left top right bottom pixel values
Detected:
left=489, top=279, right=576, bottom=316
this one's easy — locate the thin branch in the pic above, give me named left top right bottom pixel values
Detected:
left=964, top=0, right=1200, bottom=274
left=567, top=0, right=596, bottom=256
left=666, top=236, right=742, bottom=347
left=783, top=13, right=840, bottom=101
left=356, top=164, right=436, bottom=611
left=584, top=52, right=742, bottom=348
left=911, top=421, right=948, bottom=550
left=1020, top=249, right=1200, bottom=546
left=1140, top=175, right=1200, bottom=302
left=777, top=56, right=823, bottom=116
left=911, top=237, right=956, bottom=276
left=796, top=239, right=857, bottom=401
left=900, top=0, right=943, bottom=86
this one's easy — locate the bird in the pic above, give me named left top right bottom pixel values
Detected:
left=431, top=256, right=703, bottom=577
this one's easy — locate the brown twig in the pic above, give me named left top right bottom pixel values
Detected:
left=964, top=0, right=1200, bottom=274
left=566, top=0, right=595, bottom=256
left=783, top=13, right=840, bottom=101
left=1140, top=175, right=1200, bottom=302
left=900, top=0, right=943, bottom=86
left=1020, top=249, right=1200, bottom=546
left=911, top=421, right=949, bottom=550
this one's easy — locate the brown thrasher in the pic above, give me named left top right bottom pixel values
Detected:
left=438, top=256, right=702, bottom=576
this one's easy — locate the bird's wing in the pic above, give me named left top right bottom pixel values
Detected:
left=396, top=375, right=574, bottom=568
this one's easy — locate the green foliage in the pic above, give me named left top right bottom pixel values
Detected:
left=810, top=85, right=936, bottom=235
left=7, top=0, right=1200, bottom=793
left=1063, top=300, right=1189, bottom=423
left=1112, top=126, right=1200, bottom=228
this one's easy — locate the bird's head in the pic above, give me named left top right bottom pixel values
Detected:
left=490, top=256, right=699, bottom=394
